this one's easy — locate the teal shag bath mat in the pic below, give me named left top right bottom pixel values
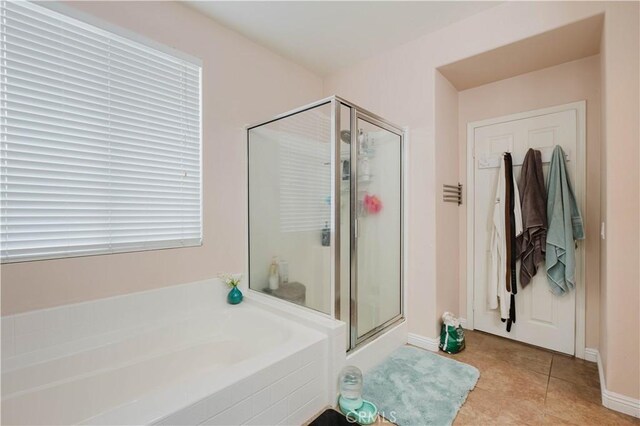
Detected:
left=362, top=345, right=479, bottom=426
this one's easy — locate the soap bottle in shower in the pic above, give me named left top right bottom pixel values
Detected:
left=268, top=257, right=280, bottom=291
left=279, top=259, right=289, bottom=285
left=360, top=156, right=370, bottom=182
left=321, top=221, right=331, bottom=247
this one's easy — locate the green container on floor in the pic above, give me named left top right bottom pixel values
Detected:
left=439, top=324, right=465, bottom=354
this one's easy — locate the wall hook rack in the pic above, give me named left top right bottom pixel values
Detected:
left=443, top=183, right=462, bottom=205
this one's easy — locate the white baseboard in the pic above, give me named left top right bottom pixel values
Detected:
left=584, top=347, right=598, bottom=363
left=603, top=388, right=640, bottom=419
left=593, top=348, right=640, bottom=418
left=407, top=333, right=439, bottom=352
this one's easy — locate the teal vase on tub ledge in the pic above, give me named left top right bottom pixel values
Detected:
left=220, top=274, right=243, bottom=305
left=227, top=286, right=243, bottom=305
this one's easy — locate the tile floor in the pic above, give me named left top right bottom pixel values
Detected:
left=311, top=331, right=638, bottom=425
left=439, top=330, right=639, bottom=425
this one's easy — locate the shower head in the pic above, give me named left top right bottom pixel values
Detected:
left=340, top=130, right=351, bottom=144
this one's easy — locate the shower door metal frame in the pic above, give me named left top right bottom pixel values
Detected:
left=246, top=95, right=405, bottom=352
left=331, top=99, right=342, bottom=321
left=347, top=107, right=405, bottom=351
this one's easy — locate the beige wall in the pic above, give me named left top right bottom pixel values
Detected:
left=324, top=1, right=638, bottom=399
left=434, top=72, right=460, bottom=322
left=457, top=55, right=602, bottom=348
left=598, top=16, right=609, bottom=395
left=0, top=1, right=323, bottom=315
left=599, top=2, right=640, bottom=400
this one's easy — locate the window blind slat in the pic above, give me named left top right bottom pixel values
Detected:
left=4, top=233, right=201, bottom=251
left=5, top=65, right=200, bottom=116
left=3, top=48, right=200, bottom=105
left=4, top=157, right=200, bottom=181
left=2, top=207, right=200, bottom=214
left=4, top=166, right=200, bottom=187
left=3, top=65, right=200, bottom=117
left=6, top=79, right=200, bottom=126
left=6, top=141, right=200, bottom=171
left=8, top=105, right=200, bottom=141
left=1, top=237, right=202, bottom=262
left=5, top=219, right=201, bottom=227
left=4, top=33, right=200, bottom=95
left=4, top=174, right=200, bottom=192
left=6, top=117, right=200, bottom=151
left=1, top=1, right=203, bottom=263
left=6, top=138, right=200, bottom=168
left=4, top=5, right=200, bottom=78
left=7, top=96, right=200, bottom=136
left=2, top=31, right=200, bottom=92
left=5, top=128, right=200, bottom=160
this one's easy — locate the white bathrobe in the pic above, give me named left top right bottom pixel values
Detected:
left=488, top=156, right=523, bottom=320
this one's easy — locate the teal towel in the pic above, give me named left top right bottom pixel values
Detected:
left=546, top=145, right=584, bottom=295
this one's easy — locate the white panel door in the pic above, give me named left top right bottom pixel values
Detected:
left=472, top=109, right=580, bottom=355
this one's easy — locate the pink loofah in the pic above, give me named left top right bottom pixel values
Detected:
left=364, top=194, right=383, bottom=214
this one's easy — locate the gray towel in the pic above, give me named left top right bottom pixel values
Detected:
left=517, top=149, right=547, bottom=287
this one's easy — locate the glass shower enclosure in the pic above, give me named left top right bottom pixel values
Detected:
left=247, top=96, right=403, bottom=351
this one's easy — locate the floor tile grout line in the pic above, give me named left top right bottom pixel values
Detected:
left=548, top=355, right=601, bottom=390
left=543, top=356, right=553, bottom=410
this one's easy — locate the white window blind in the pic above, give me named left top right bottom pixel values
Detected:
left=0, top=1, right=202, bottom=263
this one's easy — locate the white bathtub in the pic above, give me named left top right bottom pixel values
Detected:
left=1, top=280, right=334, bottom=425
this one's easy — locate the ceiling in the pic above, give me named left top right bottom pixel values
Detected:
left=186, top=1, right=501, bottom=76
left=438, top=14, right=604, bottom=91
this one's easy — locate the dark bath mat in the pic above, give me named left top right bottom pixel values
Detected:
left=308, top=409, right=352, bottom=426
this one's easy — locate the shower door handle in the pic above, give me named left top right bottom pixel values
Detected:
left=354, top=218, right=359, bottom=239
